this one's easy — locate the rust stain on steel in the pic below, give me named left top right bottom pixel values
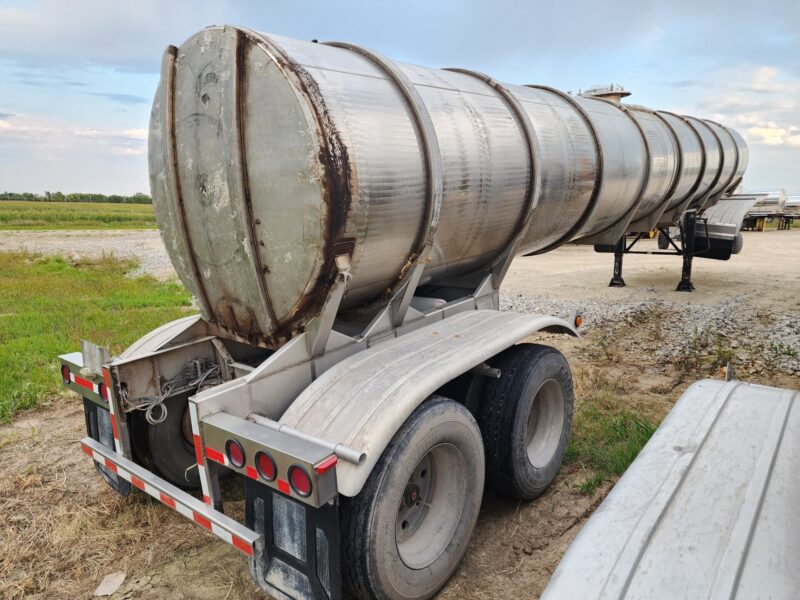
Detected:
left=166, top=45, right=215, bottom=321
left=238, top=29, right=354, bottom=349
left=233, top=29, right=280, bottom=340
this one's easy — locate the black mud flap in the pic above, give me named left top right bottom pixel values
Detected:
left=82, top=398, right=131, bottom=497
left=693, top=235, right=733, bottom=260
left=246, top=478, right=341, bottom=600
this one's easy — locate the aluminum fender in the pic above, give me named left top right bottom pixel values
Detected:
left=279, top=309, right=578, bottom=497
left=118, top=315, right=204, bottom=360
left=701, top=195, right=762, bottom=232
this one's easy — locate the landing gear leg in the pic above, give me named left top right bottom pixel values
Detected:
left=676, top=210, right=697, bottom=292
left=609, top=236, right=626, bottom=288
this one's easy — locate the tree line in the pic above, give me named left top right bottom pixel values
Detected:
left=0, top=191, right=152, bottom=204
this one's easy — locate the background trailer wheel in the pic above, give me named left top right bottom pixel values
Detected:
left=341, top=396, right=484, bottom=600
left=480, top=344, right=574, bottom=500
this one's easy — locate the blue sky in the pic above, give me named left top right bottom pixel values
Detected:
left=1, top=0, right=798, bottom=195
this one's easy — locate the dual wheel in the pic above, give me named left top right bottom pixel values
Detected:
left=342, top=343, right=573, bottom=600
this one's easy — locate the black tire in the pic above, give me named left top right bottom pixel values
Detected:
left=731, top=232, right=744, bottom=254
left=341, top=396, right=484, bottom=600
left=146, top=395, right=200, bottom=489
left=657, top=230, right=670, bottom=250
left=479, top=343, right=573, bottom=500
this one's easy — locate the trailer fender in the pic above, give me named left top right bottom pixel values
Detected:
left=118, top=314, right=205, bottom=360
left=278, top=309, right=578, bottom=497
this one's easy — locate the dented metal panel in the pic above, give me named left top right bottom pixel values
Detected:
left=541, top=379, right=800, bottom=600
left=149, top=26, right=748, bottom=348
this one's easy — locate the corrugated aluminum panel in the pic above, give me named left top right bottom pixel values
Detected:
left=541, top=379, right=800, bottom=600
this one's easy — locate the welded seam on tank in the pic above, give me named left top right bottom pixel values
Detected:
left=625, top=108, right=682, bottom=227
left=585, top=98, right=652, bottom=239
left=685, top=116, right=725, bottom=203
left=695, top=119, right=728, bottom=200
left=234, top=29, right=279, bottom=332
left=658, top=111, right=707, bottom=217
left=522, top=85, right=605, bottom=255
left=704, top=119, right=740, bottom=196
left=165, top=45, right=215, bottom=320
left=652, top=111, right=686, bottom=207
left=443, top=68, right=541, bottom=268
left=322, top=40, right=443, bottom=280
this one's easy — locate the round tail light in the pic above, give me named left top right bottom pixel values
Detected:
left=225, top=439, right=246, bottom=468
left=255, top=451, right=276, bottom=482
left=61, top=365, right=71, bottom=384
left=288, top=465, right=312, bottom=497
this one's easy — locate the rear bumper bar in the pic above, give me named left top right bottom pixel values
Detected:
left=80, top=437, right=259, bottom=557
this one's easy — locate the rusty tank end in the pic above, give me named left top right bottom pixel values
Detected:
left=149, top=26, right=748, bottom=348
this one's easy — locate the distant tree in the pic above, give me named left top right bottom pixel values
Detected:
left=0, top=191, right=152, bottom=204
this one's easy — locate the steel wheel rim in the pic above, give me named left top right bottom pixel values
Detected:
left=395, top=443, right=467, bottom=569
left=525, top=379, right=565, bottom=468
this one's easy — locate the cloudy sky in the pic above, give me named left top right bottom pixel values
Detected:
left=1, top=0, right=798, bottom=195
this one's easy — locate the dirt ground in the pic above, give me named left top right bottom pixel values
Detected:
left=1, top=229, right=798, bottom=599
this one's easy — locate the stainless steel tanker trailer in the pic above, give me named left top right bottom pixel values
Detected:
left=60, top=26, right=748, bottom=600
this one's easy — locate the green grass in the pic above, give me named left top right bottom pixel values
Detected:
left=565, top=368, right=658, bottom=495
left=0, top=252, right=193, bottom=421
left=0, top=200, right=157, bottom=230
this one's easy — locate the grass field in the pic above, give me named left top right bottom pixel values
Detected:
left=563, top=365, right=658, bottom=494
left=0, top=201, right=156, bottom=230
left=0, top=252, right=193, bottom=421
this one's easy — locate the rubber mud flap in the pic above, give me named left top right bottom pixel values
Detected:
left=246, top=478, right=341, bottom=600
left=82, top=397, right=131, bottom=497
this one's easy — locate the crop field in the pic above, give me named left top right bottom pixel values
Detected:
left=0, top=200, right=156, bottom=230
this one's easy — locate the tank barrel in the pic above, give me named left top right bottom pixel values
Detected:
left=149, top=26, right=748, bottom=348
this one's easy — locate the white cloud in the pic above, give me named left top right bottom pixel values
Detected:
left=0, top=113, right=146, bottom=155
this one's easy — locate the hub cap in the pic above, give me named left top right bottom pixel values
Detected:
left=395, top=443, right=468, bottom=570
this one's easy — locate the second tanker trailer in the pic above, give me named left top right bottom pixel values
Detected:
left=63, top=25, right=748, bottom=600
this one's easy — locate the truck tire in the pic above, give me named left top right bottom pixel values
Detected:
left=341, top=396, right=484, bottom=600
left=731, top=232, right=744, bottom=254
left=146, top=395, right=200, bottom=489
left=657, top=230, right=670, bottom=250
left=479, top=343, right=573, bottom=500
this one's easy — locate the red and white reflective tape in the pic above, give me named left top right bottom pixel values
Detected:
left=103, top=368, right=123, bottom=454
left=69, top=371, right=100, bottom=395
left=189, top=403, right=214, bottom=506
left=80, top=439, right=255, bottom=556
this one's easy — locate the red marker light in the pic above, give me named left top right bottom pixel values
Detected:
left=255, top=451, right=276, bottom=482
left=288, top=465, right=312, bottom=497
left=225, top=439, right=245, bottom=468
